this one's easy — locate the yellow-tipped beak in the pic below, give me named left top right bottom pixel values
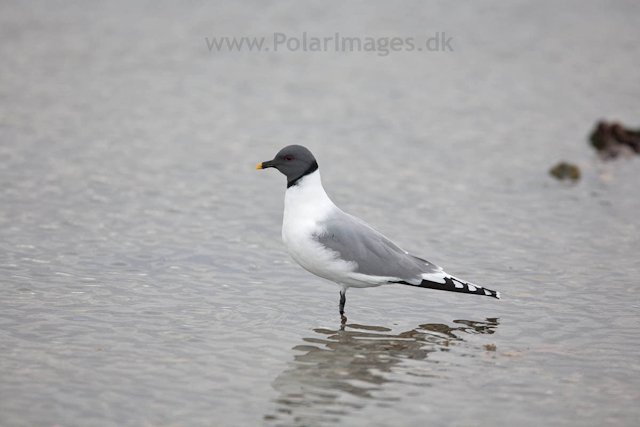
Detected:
left=255, top=163, right=263, bottom=170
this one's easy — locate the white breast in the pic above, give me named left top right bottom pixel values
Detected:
left=282, top=170, right=357, bottom=284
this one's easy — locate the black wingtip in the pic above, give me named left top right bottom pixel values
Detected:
left=397, top=277, right=501, bottom=300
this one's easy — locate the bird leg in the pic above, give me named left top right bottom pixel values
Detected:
left=339, top=290, right=346, bottom=316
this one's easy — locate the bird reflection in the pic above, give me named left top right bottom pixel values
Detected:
left=265, top=318, right=499, bottom=426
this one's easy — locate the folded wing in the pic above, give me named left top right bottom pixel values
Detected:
left=315, top=210, right=500, bottom=299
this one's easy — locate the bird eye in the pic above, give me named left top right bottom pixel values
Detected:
left=284, top=155, right=294, bottom=162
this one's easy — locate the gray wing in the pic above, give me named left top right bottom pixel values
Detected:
left=315, top=210, right=442, bottom=283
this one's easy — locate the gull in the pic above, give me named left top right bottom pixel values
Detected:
left=256, top=145, right=500, bottom=317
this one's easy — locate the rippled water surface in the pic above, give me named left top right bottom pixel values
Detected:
left=1, top=1, right=639, bottom=426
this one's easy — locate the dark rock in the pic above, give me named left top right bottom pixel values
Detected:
left=550, top=162, right=581, bottom=181
left=589, top=121, right=640, bottom=159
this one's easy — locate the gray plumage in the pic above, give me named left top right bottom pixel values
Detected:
left=316, top=210, right=441, bottom=283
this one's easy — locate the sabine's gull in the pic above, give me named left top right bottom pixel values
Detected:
left=256, top=145, right=500, bottom=317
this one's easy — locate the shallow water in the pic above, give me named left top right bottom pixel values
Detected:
left=1, top=1, right=639, bottom=426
